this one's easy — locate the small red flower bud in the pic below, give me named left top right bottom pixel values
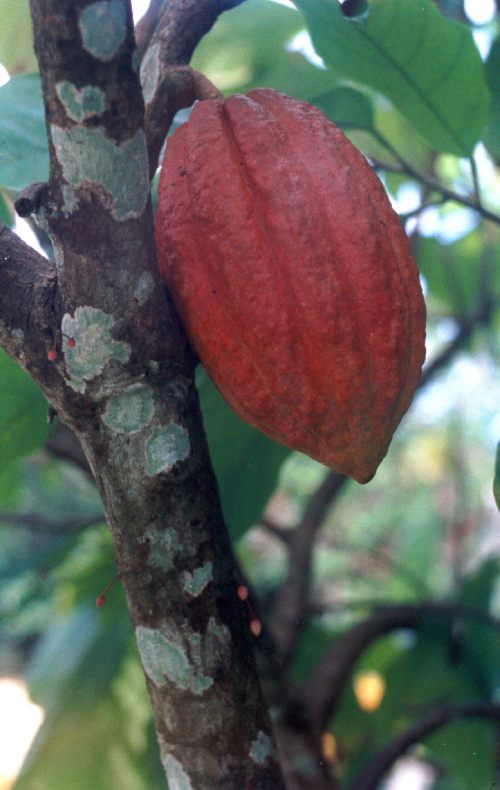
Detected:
left=67, top=337, right=76, bottom=349
left=236, top=584, right=249, bottom=601
left=47, top=348, right=57, bottom=361
left=95, top=573, right=119, bottom=607
left=249, top=618, right=262, bottom=637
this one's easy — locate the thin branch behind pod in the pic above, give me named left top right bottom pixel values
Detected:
left=270, top=471, right=348, bottom=663
left=143, top=66, right=221, bottom=179
left=349, top=701, right=500, bottom=790
left=301, top=602, right=500, bottom=732
left=45, top=422, right=94, bottom=480
left=138, top=0, right=243, bottom=175
left=148, top=0, right=248, bottom=66
left=135, top=0, right=167, bottom=61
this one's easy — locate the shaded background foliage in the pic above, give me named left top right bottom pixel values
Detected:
left=0, top=0, right=499, bottom=788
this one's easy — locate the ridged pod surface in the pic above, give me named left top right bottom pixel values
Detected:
left=155, top=89, right=426, bottom=483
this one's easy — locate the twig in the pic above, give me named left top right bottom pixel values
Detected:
left=469, top=155, right=482, bottom=206
left=0, top=512, right=103, bottom=533
left=370, top=133, right=500, bottom=226
left=0, top=225, right=58, bottom=371
left=267, top=288, right=496, bottom=665
left=420, top=293, right=496, bottom=388
left=134, top=0, right=167, bottom=62
left=374, top=155, right=500, bottom=225
left=14, top=182, right=48, bottom=218
left=143, top=65, right=220, bottom=178
left=138, top=0, right=245, bottom=175
left=145, top=0, right=248, bottom=66
left=259, top=515, right=291, bottom=543
left=301, top=601, right=500, bottom=731
left=270, top=471, right=348, bottom=663
left=45, top=423, right=94, bottom=480
left=399, top=197, right=447, bottom=222
left=349, top=701, right=500, bottom=790
left=266, top=287, right=495, bottom=663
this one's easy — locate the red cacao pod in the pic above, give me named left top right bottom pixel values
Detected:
left=155, top=89, right=426, bottom=483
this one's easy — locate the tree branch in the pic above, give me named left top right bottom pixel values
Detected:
left=137, top=0, right=246, bottom=176
left=14, top=182, right=48, bottom=218
left=301, top=602, right=500, bottom=732
left=370, top=136, right=500, bottom=226
left=146, top=0, right=247, bottom=66
left=0, top=511, right=102, bottom=534
left=421, top=309, right=494, bottom=387
left=143, top=64, right=221, bottom=179
left=0, top=225, right=60, bottom=379
left=270, top=471, right=348, bottom=663
left=349, top=701, right=500, bottom=790
left=135, top=0, right=167, bottom=62
left=45, top=422, right=94, bottom=480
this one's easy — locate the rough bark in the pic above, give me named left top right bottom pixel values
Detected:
left=0, top=1, right=285, bottom=787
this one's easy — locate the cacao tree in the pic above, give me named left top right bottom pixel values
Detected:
left=0, top=1, right=499, bottom=789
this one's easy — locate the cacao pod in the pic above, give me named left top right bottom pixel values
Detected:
left=155, top=89, right=426, bottom=483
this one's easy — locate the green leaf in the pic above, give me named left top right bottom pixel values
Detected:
left=0, top=73, right=48, bottom=190
left=16, top=589, right=165, bottom=790
left=192, top=0, right=301, bottom=93
left=0, top=349, right=50, bottom=507
left=426, top=719, right=495, bottom=789
left=197, top=369, right=289, bottom=541
left=335, top=627, right=496, bottom=786
left=456, top=559, right=500, bottom=697
left=484, top=36, right=500, bottom=162
left=0, top=349, right=50, bottom=506
left=25, top=606, right=101, bottom=711
left=458, top=557, right=500, bottom=611
left=192, top=0, right=336, bottom=101
left=494, top=442, right=500, bottom=511
left=0, top=0, right=37, bottom=74
left=17, top=670, right=165, bottom=790
left=0, top=349, right=51, bottom=494
left=415, top=229, right=500, bottom=315
left=294, top=0, right=489, bottom=155
left=311, top=86, right=375, bottom=130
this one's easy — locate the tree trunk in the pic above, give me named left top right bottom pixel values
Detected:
left=0, top=1, right=284, bottom=786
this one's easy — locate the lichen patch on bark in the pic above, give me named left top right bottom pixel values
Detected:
left=134, top=271, right=155, bottom=305
left=135, top=624, right=212, bottom=694
left=50, top=125, right=149, bottom=220
left=62, top=306, right=131, bottom=392
left=249, top=731, right=274, bottom=765
left=163, top=754, right=193, bottom=790
left=144, top=423, right=190, bottom=476
left=143, top=526, right=180, bottom=571
left=140, top=41, right=161, bottom=105
left=102, top=383, right=155, bottom=433
left=56, top=81, right=106, bottom=122
left=135, top=618, right=231, bottom=697
left=78, top=1, right=127, bottom=62
left=183, top=561, right=213, bottom=597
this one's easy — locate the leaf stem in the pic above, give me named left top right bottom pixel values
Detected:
left=371, top=131, right=500, bottom=226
